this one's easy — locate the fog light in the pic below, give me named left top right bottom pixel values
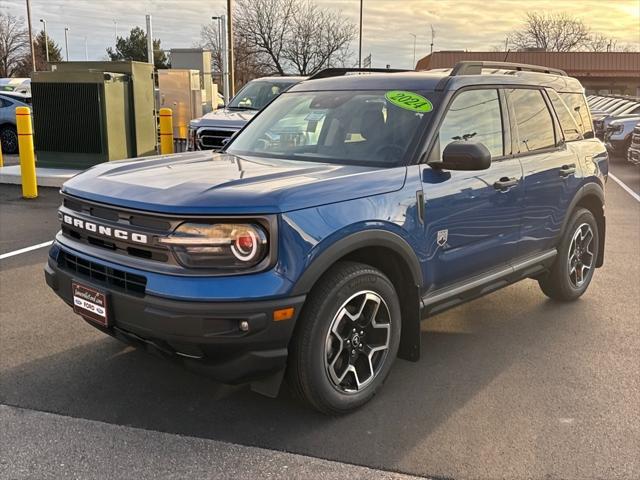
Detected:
left=239, top=320, right=249, bottom=332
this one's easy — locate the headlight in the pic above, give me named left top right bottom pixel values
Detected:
left=610, top=124, right=624, bottom=134
left=159, top=223, right=268, bottom=269
left=187, top=126, right=198, bottom=151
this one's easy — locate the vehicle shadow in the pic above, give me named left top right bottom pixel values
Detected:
left=0, top=280, right=582, bottom=475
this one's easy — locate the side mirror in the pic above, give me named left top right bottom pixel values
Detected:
left=431, top=141, right=492, bottom=171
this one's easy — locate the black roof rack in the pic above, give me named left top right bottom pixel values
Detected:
left=449, top=61, right=567, bottom=77
left=308, top=67, right=412, bottom=80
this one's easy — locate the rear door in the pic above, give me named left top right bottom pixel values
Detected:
left=506, top=87, right=582, bottom=259
left=420, top=88, right=524, bottom=291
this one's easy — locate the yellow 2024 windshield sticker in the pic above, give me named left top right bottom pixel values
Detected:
left=385, top=90, right=433, bottom=112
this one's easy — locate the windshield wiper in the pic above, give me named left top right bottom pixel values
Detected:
left=227, top=105, right=260, bottom=111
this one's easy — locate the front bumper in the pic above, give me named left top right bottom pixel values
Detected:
left=44, top=246, right=305, bottom=385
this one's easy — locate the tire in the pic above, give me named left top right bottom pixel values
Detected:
left=288, top=261, right=401, bottom=415
left=0, top=125, right=18, bottom=154
left=538, top=208, right=599, bottom=301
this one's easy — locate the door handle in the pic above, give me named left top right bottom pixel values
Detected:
left=559, top=164, right=576, bottom=177
left=494, top=177, right=519, bottom=190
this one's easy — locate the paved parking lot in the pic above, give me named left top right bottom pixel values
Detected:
left=0, top=155, right=638, bottom=479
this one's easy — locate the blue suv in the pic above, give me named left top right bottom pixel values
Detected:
left=45, top=62, right=608, bottom=414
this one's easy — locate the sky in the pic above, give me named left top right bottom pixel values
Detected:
left=2, top=0, right=639, bottom=69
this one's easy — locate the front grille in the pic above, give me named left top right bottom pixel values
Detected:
left=58, top=250, right=147, bottom=296
left=197, top=128, right=237, bottom=149
left=61, top=195, right=172, bottom=263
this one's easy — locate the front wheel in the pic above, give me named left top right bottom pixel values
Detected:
left=539, top=208, right=599, bottom=301
left=288, top=261, right=401, bottom=415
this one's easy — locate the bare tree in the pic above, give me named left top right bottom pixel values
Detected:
left=0, top=13, right=29, bottom=77
left=282, top=0, right=355, bottom=75
left=199, top=21, right=272, bottom=90
left=507, top=12, right=591, bottom=52
left=586, top=33, right=638, bottom=52
left=234, top=0, right=297, bottom=75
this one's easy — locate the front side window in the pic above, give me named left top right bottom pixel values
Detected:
left=228, top=81, right=295, bottom=110
left=431, top=89, right=504, bottom=160
left=547, top=90, right=582, bottom=142
left=507, top=89, right=556, bottom=153
left=227, top=90, right=439, bottom=166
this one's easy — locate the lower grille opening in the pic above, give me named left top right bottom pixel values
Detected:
left=58, top=250, right=147, bottom=296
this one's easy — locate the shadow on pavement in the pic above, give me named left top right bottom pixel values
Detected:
left=0, top=286, right=574, bottom=476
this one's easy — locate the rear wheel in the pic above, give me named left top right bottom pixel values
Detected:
left=288, top=261, right=401, bottom=415
left=0, top=125, right=18, bottom=154
left=539, top=208, right=599, bottom=301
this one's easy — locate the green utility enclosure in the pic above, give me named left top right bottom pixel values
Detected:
left=31, top=61, right=156, bottom=169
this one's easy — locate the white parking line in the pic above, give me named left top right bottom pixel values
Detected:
left=0, top=241, right=53, bottom=260
left=609, top=173, right=640, bottom=203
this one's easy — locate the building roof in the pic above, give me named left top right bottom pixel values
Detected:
left=416, top=51, right=640, bottom=78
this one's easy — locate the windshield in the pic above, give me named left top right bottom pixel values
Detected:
left=228, top=80, right=296, bottom=110
left=227, top=90, right=439, bottom=167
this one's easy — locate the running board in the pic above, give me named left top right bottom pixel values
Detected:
left=421, top=249, right=557, bottom=317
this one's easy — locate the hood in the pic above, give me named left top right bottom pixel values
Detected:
left=62, top=152, right=407, bottom=215
left=190, top=109, right=258, bottom=129
left=608, top=115, right=640, bottom=126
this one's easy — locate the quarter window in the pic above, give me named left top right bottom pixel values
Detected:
left=559, top=92, right=594, bottom=138
left=547, top=90, right=582, bottom=142
left=507, top=89, right=556, bottom=153
left=432, top=89, right=503, bottom=160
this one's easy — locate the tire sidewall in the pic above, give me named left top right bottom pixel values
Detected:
left=304, top=268, right=401, bottom=412
left=1, top=126, right=18, bottom=154
left=557, top=208, right=599, bottom=298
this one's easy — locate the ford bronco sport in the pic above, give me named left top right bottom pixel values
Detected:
left=45, top=62, right=608, bottom=414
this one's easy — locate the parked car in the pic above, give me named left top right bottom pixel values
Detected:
left=188, top=76, right=306, bottom=150
left=593, top=101, right=640, bottom=138
left=0, top=77, right=31, bottom=95
left=45, top=62, right=607, bottom=414
left=627, top=123, right=640, bottom=165
left=0, top=92, right=31, bottom=154
left=604, top=116, right=639, bottom=156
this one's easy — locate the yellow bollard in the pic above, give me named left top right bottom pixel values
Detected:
left=16, top=106, right=37, bottom=199
left=159, top=108, right=174, bottom=155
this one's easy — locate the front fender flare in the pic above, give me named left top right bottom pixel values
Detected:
left=290, top=229, right=423, bottom=296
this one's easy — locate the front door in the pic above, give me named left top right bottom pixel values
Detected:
left=420, top=88, right=524, bottom=292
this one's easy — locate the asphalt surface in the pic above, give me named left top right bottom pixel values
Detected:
left=0, top=155, right=639, bottom=479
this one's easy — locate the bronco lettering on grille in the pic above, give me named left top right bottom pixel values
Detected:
left=60, top=213, right=149, bottom=244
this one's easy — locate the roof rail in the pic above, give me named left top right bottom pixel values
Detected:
left=308, top=67, right=411, bottom=80
left=449, top=61, right=567, bottom=77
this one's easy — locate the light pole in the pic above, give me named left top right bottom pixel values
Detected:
left=409, top=33, right=416, bottom=69
left=113, top=19, right=118, bottom=44
left=40, top=19, right=49, bottom=63
left=25, top=0, right=36, bottom=72
left=358, top=0, right=363, bottom=68
left=64, top=27, right=70, bottom=61
left=211, top=16, right=222, bottom=53
left=84, top=37, right=88, bottom=60
left=145, top=14, right=154, bottom=66
left=227, top=0, right=234, bottom=96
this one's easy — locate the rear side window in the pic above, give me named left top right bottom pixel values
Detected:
left=432, top=88, right=503, bottom=160
left=547, top=90, right=582, bottom=142
left=507, top=89, right=556, bottom=153
left=559, top=92, right=594, bottom=138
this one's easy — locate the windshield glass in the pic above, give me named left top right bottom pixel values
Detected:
left=227, top=90, right=439, bottom=166
left=228, top=80, right=296, bottom=110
